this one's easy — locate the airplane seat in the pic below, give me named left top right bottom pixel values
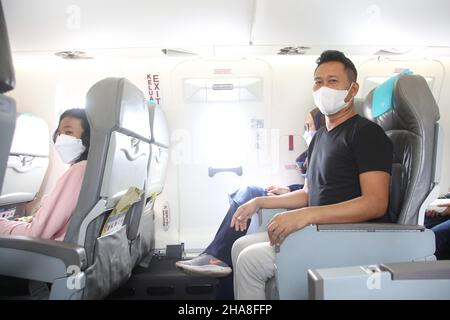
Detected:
left=352, top=97, right=408, bottom=223
left=0, top=78, right=151, bottom=299
left=308, top=260, right=450, bottom=299
left=259, top=74, right=441, bottom=299
left=147, top=103, right=170, bottom=196
left=132, top=103, right=170, bottom=265
left=64, top=77, right=151, bottom=299
left=0, top=2, right=16, bottom=198
left=361, top=74, right=442, bottom=225
left=0, top=113, right=49, bottom=219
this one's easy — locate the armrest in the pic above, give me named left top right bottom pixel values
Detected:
left=257, top=208, right=285, bottom=231
left=317, top=223, right=425, bottom=232
left=274, top=224, right=435, bottom=299
left=0, top=235, right=86, bottom=283
left=380, top=261, right=450, bottom=280
left=0, top=235, right=86, bottom=268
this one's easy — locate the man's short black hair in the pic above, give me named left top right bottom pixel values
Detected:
left=315, top=50, right=357, bottom=83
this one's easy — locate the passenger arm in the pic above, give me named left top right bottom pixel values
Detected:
left=231, top=181, right=309, bottom=231
left=0, top=162, right=85, bottom=239
left=268, top=171, right=390, bottom=246
left=265, top=185, right=291, bottom=196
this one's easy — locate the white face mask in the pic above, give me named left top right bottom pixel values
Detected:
left=303, top=130, right=316, bottom=146
left=54, top=134, right=86, bottom=164
left=312, top=84, right=353, bottom=116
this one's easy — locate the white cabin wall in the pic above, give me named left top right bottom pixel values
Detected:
left=258, top=56, right=315, bottom=187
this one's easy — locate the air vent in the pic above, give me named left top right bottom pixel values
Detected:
left=54, top=50, right=93, bottom=59
left=278, top=46, right=310, bottom=55
left=373, top=48, right=411, bottom=55
left=161, top=48, right=198, bottom=56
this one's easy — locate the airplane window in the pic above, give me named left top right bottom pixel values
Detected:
left=198, top=105, right=247, bottom=168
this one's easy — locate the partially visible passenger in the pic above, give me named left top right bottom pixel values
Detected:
left=0, top=108, right=90, bottom=240
left=426, top=199, right=450, bottom=260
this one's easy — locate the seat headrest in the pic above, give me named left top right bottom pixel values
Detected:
left=86, top=78, right=150, bottom=141
left=363, top=74, right=440, bottom=133
left=0, top=3, right=15, bottom=93
left=10, top=113, right=49, bottom=157
left=149, top=104, right=170, bottom=147
left=372, top=70, right=413, bottom=118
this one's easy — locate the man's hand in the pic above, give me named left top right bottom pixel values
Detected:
left=230, top=199, right=260, bottom=232
left=267, top=209, right=311, bottom=246
left=265, top=185, right=291, bottom=196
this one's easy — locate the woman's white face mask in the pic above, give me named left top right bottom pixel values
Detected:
left=54, top=134, right=86, bottom=164
left=312, top=83, right=354, bottom=116
left=303, top=130, right=316, bottom=146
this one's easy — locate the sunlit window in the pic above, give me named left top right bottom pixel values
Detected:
left=198, top=105, right=247, bottom=168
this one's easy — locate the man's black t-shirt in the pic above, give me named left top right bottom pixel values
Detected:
left=306, top=114, right=393, bottom=213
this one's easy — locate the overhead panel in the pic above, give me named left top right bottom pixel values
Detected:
left=3, top=0, right=254, bottom=51
left=251, top=0, right=450, bottom=47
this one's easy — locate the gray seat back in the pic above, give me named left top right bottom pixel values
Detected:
left=131, top=104, right=170, bottom=264
left=0, top=2, right=16, bottom=194
left=0, top=113, right=49, bottom=208
left=362, top=74, right=441, bottom=225
left=147, top=104, right=170, bottom=195
left=64, top=78, right=151, bottom=299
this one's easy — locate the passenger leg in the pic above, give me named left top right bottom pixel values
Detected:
left=214, top=230, right=270, bottom=300
left=175, top=186, right=266, bottom=299
left=0, top=275, right=29, bottom=298
left=205, top=186, right=266, bottom=263
left=432, top=219, right=450, bottom=260
left=425, top=215, right=450, bottom=229
left=232, top=232, right=275, bottom=300
left=176, top=186, right=265, bottom=271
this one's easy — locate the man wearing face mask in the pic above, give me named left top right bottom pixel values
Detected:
left=0, top=108, right=90, bottom=240
left=231, top=50, right=393, bottom=300
left=175, top=108, right=324, bottom=299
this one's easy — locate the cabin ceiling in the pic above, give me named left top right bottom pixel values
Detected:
left=3, top=0, right=450, bottom=58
